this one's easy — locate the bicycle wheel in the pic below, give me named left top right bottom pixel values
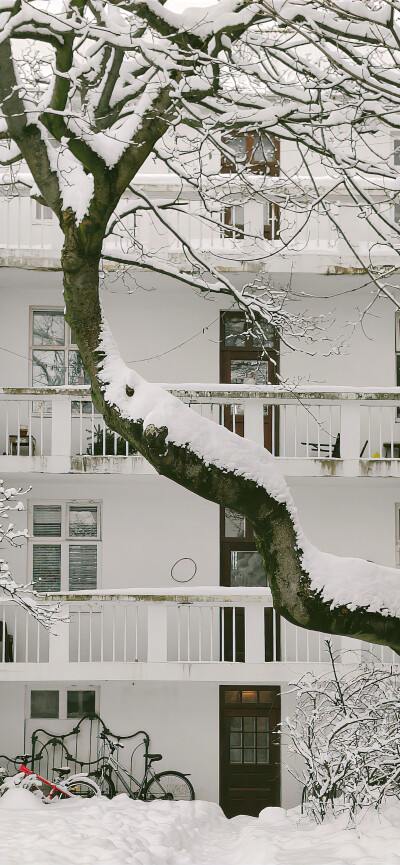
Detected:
left=64, top=777, right=101, bottom=798
left=89, top=772, right=115, bottom=799
left=144, top=771, right=195, bottom=801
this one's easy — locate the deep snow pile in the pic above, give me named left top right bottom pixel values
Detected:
left=0, top=789, right=400, bottom=865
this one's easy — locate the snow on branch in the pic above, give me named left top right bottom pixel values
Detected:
left=0, top=482, right=66, bottom=631
left=98, top=316, right=400, bottom=622
left=3, top=0, right=400, bottom=330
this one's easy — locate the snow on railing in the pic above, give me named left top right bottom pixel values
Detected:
left=0, top=590, right=398, bottom=668
left=0, top=387, right=400, bottom=465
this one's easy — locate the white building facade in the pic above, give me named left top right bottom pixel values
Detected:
left=0, top=138, right=399, bottom=817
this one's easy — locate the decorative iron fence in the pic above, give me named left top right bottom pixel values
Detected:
left=29, top=714, right=150, bottom=795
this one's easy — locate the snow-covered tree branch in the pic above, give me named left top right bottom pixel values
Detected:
left=0, top=482, right=64, bottom=630
left=0, top=0, right=399, bottom=650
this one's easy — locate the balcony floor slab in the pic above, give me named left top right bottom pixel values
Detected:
left=0, top=660, right=387, bottom=683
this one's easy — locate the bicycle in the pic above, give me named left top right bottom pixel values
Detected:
left=0, top=758, right=101, bottom=801
left=90, top=731, right=195, bottom=801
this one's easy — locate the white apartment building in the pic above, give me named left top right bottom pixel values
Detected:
left=0, top=135, right=399, bottom=818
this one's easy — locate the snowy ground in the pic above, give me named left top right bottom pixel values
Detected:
left=0, top=788, right=400, bottom=865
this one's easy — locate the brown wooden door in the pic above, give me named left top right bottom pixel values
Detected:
left=220, top=312, right=279, bottom=453
left=220, top=686, right=280, bottom=818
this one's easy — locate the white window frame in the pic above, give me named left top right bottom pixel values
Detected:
left=33, top=202, right=53, bottom=222
left=29, top=306, right=90, bottom=388
left=28, top=501, right=102, bottom=592
left=26, top=685, right=99, bottom=720
left=222, top=204, right=245, bottom=239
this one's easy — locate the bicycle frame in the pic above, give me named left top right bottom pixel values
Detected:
left=19, top=765, right=73, bottom=800
left=105, top=751, right=143, bottom=797
left=98, top=737, right=155, bottom=799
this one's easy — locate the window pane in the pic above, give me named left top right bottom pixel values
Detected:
left=395, top=140, right=400, bottom=166
left=225, top=690, right=241, bottom=704
left=32, top=311, right=65, bottom=347
left=257, top=749, right=269, bottom=764
left=32, top=350, right=66, bottom=386
left=68, top=350, right=90, bottom=386
left=244, top=749, right=256, bottom=763
left=230, top=551, right=268, bottom=587
left=69, top=506, right=98, bottom=538
left=69, top=545, right=97, bottom=590
left=230, top=749, right=242, bottom=763
left=230, top=717, right=242, bottom=730
left=244, top=732, right=255, bottom=747
left=252, top=322, right=276, bottom=348
left=243, top=715, right=256, bottom=729
left=257, top=716, right=269, bottom=730
left=33, top=505, right=62, bottom=537
left=224, top=136, right=247, bottom=163
left=230, top=360, right=269, bottom=386
left=234, top=205, right=244, bottom=228
left=224, top=510, right=245, bottom=538
left=223, top=315, right=247, bottom=347
left=230, top=733, right=242, bottom=747
left=43, top=206, right=53, bottom=220
left=67, top=690, right=96, bottom=718
left=33, top=545, right=61, bottom=592
left=31, top=690, right=59, bottom=719
left=252, top=134, right=275, bottom=164
left=71, top=400, right=93, bottom=417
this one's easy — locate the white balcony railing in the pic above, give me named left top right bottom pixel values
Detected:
left=0, top=590, right=397, bottom=678
left=1, top=188, right=398, bottom=272
left=0, top=386, right=400, bottom=474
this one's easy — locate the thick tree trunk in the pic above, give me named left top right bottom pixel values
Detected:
left=62, top=230, right=400, bottom=655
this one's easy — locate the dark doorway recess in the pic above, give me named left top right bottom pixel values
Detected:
left=220, top=685, right=281, bottom=818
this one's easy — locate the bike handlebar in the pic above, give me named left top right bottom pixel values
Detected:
left=99, top=732, right=124, bottom=751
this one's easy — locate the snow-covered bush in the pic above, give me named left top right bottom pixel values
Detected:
left=284, top=642, right=400, bottom=822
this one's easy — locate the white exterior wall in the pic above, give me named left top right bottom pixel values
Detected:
left=20, top=682, right=219, bottom=803
left=1, top=174, right=400, bottom=811
left=1, top=476, right=398, bottom=593
left=0, top=269, right=398, bottom=388
left=10, top=680, right=301, bottom=807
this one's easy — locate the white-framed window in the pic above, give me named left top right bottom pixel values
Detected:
left=29, top=687, right=98, bottom=719
left=30, top=307, right=90, bottom=388
left=29, top=502, right=101, bottom=592
left=35, top=202, right=53, bottom=221
left=394, top=139, right=400, bottom=167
